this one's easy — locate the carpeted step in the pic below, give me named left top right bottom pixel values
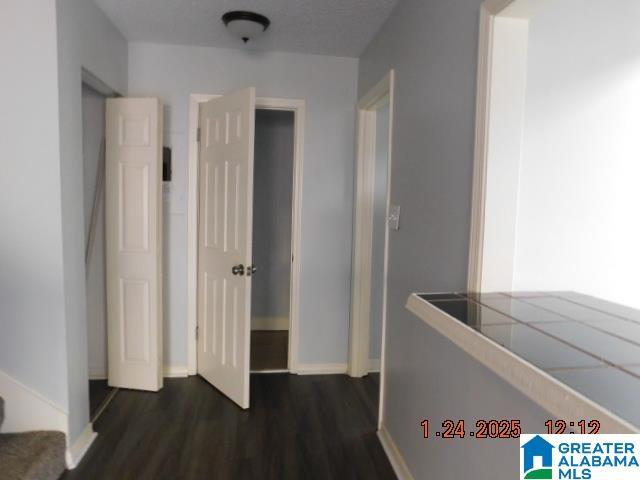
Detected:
left=0, top=431, right=66, bottom=480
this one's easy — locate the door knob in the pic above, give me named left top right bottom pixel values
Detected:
left=246, top=264, right=257, bottom=277
left=231, top=264, right=245, bottom=276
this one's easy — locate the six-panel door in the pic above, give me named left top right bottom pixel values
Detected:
left=105, top=98, right=163, bottom=391
left=197, top=88, right=256, bottom=409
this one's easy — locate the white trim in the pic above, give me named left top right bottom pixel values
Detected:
left=349, top=109, right=376, bottom=376
left=65, top=423, right=97, bottom=469
left=163, top=366, right=189, bottom=378
left=187, top=94, right=305, bottom=376
left=0, top=368, right=68, bottom=435
left=348, top=70, right=395, bottom=433
left=377, top=426, right=414, bottom=480
left=250, top=369, right=289, bottom=374
left=467, top=0, right=524, bottom=292
left=251, top=316, right=289, bottom=331
left=295, top=363, right=348, bottom=375
left=406, top=294, right=639, bottom=433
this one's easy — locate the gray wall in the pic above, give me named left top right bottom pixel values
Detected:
left=128, top=42, right=359, bottom=366
left=369, top=100, right=390, bottom=362
left=0, top=0, right=69, bottom=412
left=82, top=84, right=108, bottom=379
left=0, top=0, right=126, bottom=444
left=251, top=110, right=294, bottom=326
left=358, top=0, right=555, bottom=477
left=56, top=0, right=128, bottom=442
left=385, top=316, right=553, bottom=478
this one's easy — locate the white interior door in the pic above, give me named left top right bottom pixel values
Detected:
left=197, top=88, right=256, bottom=408
left=105, top=98, right=163, bottom=391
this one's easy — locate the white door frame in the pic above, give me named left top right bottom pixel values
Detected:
left=187, top=93, right=305, bottom=375
left=468, top=0, right=532, bottom=292
left=348, top=70, right=395, bottom=429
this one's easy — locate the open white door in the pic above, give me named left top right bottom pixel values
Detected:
left=105, top=98, right=163, bottom=391
left=197, top=88, right=256, bottom=408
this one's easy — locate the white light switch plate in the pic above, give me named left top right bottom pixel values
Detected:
left=388, top=205, right=400, bottom=230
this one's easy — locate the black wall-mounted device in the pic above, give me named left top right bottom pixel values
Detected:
left=163, top=147, right=172, bottom=182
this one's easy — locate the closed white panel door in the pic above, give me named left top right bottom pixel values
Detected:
left=197, top=88, right=255, bottom=408
left=106, top=98, right=163, bottom=391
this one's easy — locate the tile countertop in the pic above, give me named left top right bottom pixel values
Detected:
left=406, top=291, right=640, bottom=433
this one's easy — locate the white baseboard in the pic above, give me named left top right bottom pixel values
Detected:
left=163, top=366, right=189, bottom=378
left=369, top=358, right=381, bottom=373
left=66, top=423, right=97, bottom=469
left=90, top=367, right=189, bottom=380
left=0, top=368, right=68, bottom=435
left=378, top=426, right=414, bottom=480
left=251, top=316, right=289, bottom=331
left=295, top=363, right=348, bottom=375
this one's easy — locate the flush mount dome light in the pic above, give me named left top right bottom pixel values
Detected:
left=222, top=11, right=270, bottom=43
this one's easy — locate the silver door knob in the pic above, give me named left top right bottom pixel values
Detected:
left=231, top=264, right=245, bottom=276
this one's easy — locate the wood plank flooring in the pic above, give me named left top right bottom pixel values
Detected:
left=64, top=374, right=394, bottom=480
left=251, top=330, right=288, bottom=371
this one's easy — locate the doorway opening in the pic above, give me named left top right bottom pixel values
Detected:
left=250, top=109, right=295, bottom=372
left=348, top=70, right=395, bottom=429
left=81, top=71, right=119, bottom=421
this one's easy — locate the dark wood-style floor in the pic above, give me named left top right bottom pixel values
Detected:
left=64, top=374, right=393, bottom=480
left=89, top=380, right=114, bottom=419
left=251, top=330, right=288, bottom=371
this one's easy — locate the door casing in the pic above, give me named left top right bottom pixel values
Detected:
left=467, top=0, right=530, bottom=293
left=187, top=94, right=305, bottom=375
left=348, top=70, right=395, bottom=432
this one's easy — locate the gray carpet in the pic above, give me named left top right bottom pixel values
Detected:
left=0, top=397, right=66, bottom=480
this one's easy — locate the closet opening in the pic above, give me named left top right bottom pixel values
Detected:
left=250, top=109, right=295, bottom=372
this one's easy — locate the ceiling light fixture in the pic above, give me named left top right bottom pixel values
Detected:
left=222, top=11, right=271, bottom=44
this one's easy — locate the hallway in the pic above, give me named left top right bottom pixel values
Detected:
left=63, top=374, right=392, bottom=479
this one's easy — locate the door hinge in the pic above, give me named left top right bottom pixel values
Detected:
left=196, top=325, right=199, bottom=340
left=196, top=127, right=201, bottom=143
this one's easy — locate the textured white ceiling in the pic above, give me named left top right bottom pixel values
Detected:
left=94, top=0, right=399, bottom=57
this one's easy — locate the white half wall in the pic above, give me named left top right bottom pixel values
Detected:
left=513, top=0, right=640, bottom=309
left=127, top=42, right=358, bottom=366
left=0, top=369, right=68, bottom=436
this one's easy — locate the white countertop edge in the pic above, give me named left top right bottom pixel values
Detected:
left=406, top=293, right=639, bottom=434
